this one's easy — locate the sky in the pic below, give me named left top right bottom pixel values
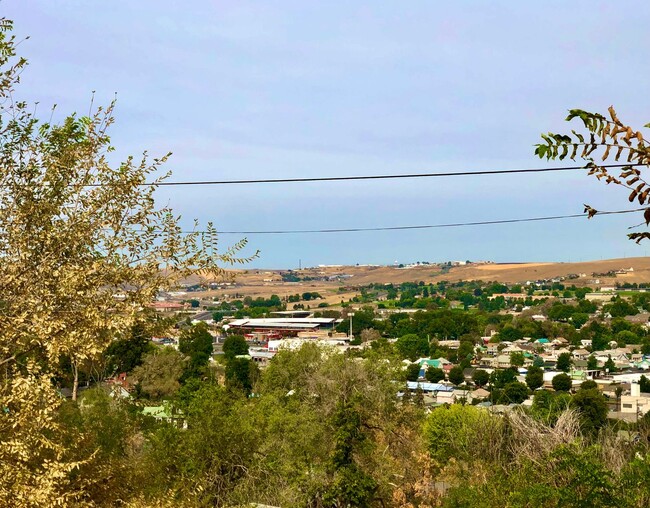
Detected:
left=5, top=1, right=650, bottom=268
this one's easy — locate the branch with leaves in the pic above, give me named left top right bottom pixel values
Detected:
left=535, top=106, right=650, bottom=242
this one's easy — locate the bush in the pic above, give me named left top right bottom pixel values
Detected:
left=424, top=405, right=501, bottom=464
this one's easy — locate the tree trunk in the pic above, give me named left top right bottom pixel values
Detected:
left=72, top=360, right=79, bottom=401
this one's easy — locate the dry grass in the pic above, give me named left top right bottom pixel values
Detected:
left=183, top=256, right=650, bottom=303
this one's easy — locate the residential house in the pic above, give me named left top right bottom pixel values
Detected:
left=620, top=382, right=650, bottom=416
left=572, top=348, right=591, bottom=361
left=142, top=402, right=187, bottom=429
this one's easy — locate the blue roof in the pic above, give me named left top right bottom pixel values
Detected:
left=406, top=381, right=453, bottom=392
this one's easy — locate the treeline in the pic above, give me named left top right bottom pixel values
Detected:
left=53, top=341, right=650, bottom=506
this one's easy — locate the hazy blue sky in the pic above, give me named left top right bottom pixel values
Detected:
left=5, top=1, right=650, bottom=267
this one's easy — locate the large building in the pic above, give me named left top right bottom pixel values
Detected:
left=224, top=317, right=339, bottom=337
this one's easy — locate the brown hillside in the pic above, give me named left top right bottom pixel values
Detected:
left=183, top=257, right=650, bottom=304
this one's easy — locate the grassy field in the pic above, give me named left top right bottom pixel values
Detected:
left=183, top=257, right=650, bottom=305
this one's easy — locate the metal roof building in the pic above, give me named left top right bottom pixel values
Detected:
left=224, top=317, right=338, bottom=336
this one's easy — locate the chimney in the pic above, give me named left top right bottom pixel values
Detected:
left=631, top=382, right=641, bottom=397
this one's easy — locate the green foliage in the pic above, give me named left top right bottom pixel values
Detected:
left=394, top=333, right=429, bottom=361
left=605, top=298, right=639, bottom=318
left=556, top=352, right=572, bottom=372
left=132, top=347, right=185, bottom=399
left=525, top=365, right=544, bottom=390
left=604, top=355, right=617, bottom=373
left=425, top=367, right=445, bottom=383
left=531, top=390, right=571, bottom=424
left=472, top=369, right=489, bottom=387
left=490, top=368, right=517, bottom=389
left=510, top=351, right=525, bottom=367
left=323, top=400, right=377, bottom=507
left=104, top=322, right=154, bottom=375
left=448, top=365, right=465, bottom=386
left=222, top=334, right=249, bottom=360
left=640, top=375, right=650, bottom=393
left=225, top=357, right=259, bottom=395
left=405, top=363, right=421, bottom=382
left=502, top=381, right=529, bottom=404
left=571, top=388, right=608, bottom=434
left=572, top=312, right=589, bottom=329
left=178, top=322, right=214, bottom=380
left=423, top=405, right=501, bottom=465
left=580, top=380, right=598, bottom=390
left=443, top=444, right=622, bottom=508
left=552, top=373, right=572, bottom=392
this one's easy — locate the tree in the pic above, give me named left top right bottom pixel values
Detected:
left=405, top=363, right=421, bottom=382
left=394, top=334, right=429, bottom=361
left=525, top=365, right=544, bottom=391
left=531, top=390, right=571, bottom=424
left=556, top=352, right=572, bottom=373
left=457, top=341, right=475, bottom=362
left=132, top=348, right=186, bottom=399
left=502, top=382, right=529, bottom=404
left=552, top=373, right=572, bottom=392
left=571, top=388, right=608, bottom=434
left=572, top=313, right=589, bottom=329
left=0, top=18, right=255, bottom=504
left=0, top=97, right=251, bottom=397
left=640, top=375, right=650, bottom=393
left=225, top=357, right=259, bottom=395
left=490, top=368, right=518, bottom=389
left=104, top=321, right=154, bottom=375
left=587, top=355, right=599, bottom=370
left=604, top=355, right=617, bottom=373
left=222, top=334, right=249, bottom=360
left=360, top=328, right=381, bottom=343
left=472, top=369, right=489, bottom=388
left=500, top=325, right=523, bottom=342
left=179, top=322, right=214, bottom=379
left=535, top=107, right=650, bottom=243
left=533, top=355, right=545, bottom=368
left=425, top=367, right=445, bottom=383
left=510, top=351, right=525, bottom=367
left=580, top=380, right=598, bottom=390
left=448, top=366, right=465, bottom=386
left=423, top=404, right=500, bottom=464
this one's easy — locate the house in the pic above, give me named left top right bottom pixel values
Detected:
left=620, top=383, right=650, bottom=416
left=406, top=381, right=453, bottom=395
left=438, top=340, right=460, bottom=349
left=142, top=402, right=187, bottom=429
left=148, top=301, right=190, bottom=312
left=470, top=387, right=490, bottom=400
left=488, top=355, right=511, bottom=369
left=191, top=311, right=215, bottom=325
left=486, top=343, right=501, bottom=356
left=418, top=358, right=450, bottom=371
left=572, top=348, right=590, bottom=361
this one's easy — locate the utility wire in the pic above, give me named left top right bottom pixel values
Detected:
left=172, top=208, right=643, bottom=235
left=140, top=163, right=643, bottom=187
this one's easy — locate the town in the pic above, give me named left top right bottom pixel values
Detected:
left=3, top=3, right=650, bottom=507
left=125, top=266, right=650, bottom=425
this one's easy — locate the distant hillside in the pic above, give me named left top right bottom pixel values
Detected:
left=183, top=257, right=650, bottom=303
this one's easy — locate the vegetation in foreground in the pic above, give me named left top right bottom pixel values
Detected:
left=4, top=13, right=650, bottom=507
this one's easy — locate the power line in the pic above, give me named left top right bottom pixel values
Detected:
left=181, top=208, right=643, bottom=235
left=144, top=163, right=643, bottom=186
